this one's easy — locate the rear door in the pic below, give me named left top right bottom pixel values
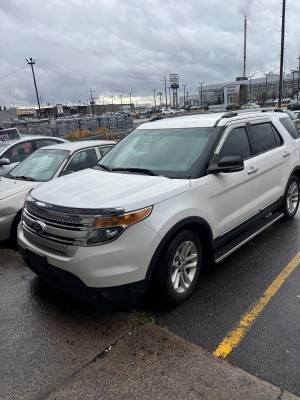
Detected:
left=248, top=119, right=292, bottom=210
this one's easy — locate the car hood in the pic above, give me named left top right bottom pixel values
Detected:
left=0, top=177, right=40, bottom=200
left=30, top=169, right=191, bottom=211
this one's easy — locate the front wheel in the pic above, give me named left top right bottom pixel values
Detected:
left=155, top=230, right=202, bottom=307
left=279, top=176, right=300, bottom=220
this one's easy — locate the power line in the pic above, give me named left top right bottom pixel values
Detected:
left=0, top=66, right=27, bottom=79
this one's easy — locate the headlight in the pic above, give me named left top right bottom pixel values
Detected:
left=83, top=206, right=152, bottom=246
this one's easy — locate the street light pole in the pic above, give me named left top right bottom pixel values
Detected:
left=111, top=95, right=114, bottom=112
left=291, top=69, right=298, bottom=99
left=26, top=58, right=41, bottom=118
left=152, top=88, right=157, bottom=108
left=199, top=81, right=204, bottom=107
left=182, top=83, right=187, bottom=107
left=161, top=77, right=168, bottom=108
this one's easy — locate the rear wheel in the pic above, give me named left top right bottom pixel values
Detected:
left=279, top=176, right=300, bottom=220
left=156, top=230, right=202, bottom=307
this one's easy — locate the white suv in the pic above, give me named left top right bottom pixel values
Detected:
left=18, top=110, right=300, bottom=307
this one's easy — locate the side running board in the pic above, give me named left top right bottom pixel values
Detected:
left=214, top=212, right=284, bottom=263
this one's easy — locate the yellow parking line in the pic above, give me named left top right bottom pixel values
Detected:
left=214, top=251, right=300, bottom=359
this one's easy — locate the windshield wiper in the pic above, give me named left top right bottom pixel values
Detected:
left=94, top=164, right=112, bottom=172
left=110, top=167, right=159, bottom=176
left=7, top=175, right=36, bottom=181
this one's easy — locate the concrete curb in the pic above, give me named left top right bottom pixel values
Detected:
left=45, top=323, right=300, bottom=400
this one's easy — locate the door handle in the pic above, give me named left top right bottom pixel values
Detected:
left=283, top=151, right=290, bottom=158
left=248, top=166, right=258, bottom=175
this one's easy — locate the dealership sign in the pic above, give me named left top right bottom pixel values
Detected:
left=170, top=74, right=179, bottom=89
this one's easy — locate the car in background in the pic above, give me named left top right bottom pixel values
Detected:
left=141, top=109, right=154, bottom=116
left=161, top=108, right=179, bottom=115
left=287, top=100, right=300, bottom=111
left=284, top=110, right=300, bottom=132
left=226, top=104, right=241, bottom=111
left=0, top=139, right=115, bottom=242
left=0, top=127, right=68, bottom=176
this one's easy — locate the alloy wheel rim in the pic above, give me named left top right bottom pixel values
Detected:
left=171, top=241, right=198, bottom=294
left=287, top=181, right=299, bottom=214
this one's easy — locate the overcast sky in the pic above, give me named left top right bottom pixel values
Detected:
left=1, top=0, right=299, bottom=108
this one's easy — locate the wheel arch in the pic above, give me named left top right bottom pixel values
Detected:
left=10, top=209, right=22, bottom=242
left=145, top=216, right=214, bottom=282
left=290, top=166, right=300, bottom=183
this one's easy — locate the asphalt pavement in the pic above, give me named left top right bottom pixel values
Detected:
left=1, top=245, right=299, bottom=400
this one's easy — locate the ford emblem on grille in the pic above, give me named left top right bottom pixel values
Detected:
left=31, top=221, right=46, bottom=233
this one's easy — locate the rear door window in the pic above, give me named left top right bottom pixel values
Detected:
left=250, top=123, right=282, bottom=154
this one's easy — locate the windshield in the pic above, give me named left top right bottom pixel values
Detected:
left=98, top=128, right=213, bottom=178
left=8, top=148, right=69, bottom=181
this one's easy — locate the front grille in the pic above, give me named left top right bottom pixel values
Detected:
left=26, top=202, right=83, bottom=225
left=22, top=201, right=96, bottom=256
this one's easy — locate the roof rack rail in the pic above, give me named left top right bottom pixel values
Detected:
left=221, top=112, right=238, bottom=118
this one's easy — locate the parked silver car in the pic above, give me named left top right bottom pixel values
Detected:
left=0, top=139, right=116, bottom=242
left=0, top=128, right=68, bottom=176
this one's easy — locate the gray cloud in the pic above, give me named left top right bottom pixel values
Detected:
left=1, top=0, right=299, bottom=107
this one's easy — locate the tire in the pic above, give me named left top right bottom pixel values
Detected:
left=279, top=176, right=300, bottom=220
left=156, top=230, right=202, bottom=307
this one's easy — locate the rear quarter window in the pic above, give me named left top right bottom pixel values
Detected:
left=279, top=117, right=300, bottom=139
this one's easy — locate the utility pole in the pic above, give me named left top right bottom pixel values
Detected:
left=26, top=58, right=41, bottom=118
left=278, top=0, right=286, bottom=108
left=291, top=69, right=298, bottom=99
left=243, top=15, right=247, bottom=78
left=119, top=93, right=123, bottom=108
left=86, top=88, right=96, bottom=115
left=157, top=92, right=163, bottom=107
left=182, top=83, right=187, bottom=106
left=152, top=88, right=157, bottom=108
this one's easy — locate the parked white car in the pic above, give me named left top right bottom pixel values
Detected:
left=0, top=140, right=115, bottom=242
left=0, top=128, right=68, bottom=176
left=161, top=108, right=177, bottom=115
left=18, top=110, right=300, bottom=308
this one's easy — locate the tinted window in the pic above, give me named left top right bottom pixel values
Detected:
left=280, top=117, right=300, bottom=139
left=63, top=148, right=97, bottom=173
left=3, top=141, right=34, bottom=163
left=250, top=123, right=279, bottom=154
left=217, top=127, right=251, bottom=160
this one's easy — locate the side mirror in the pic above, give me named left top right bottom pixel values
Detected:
left=0, top=158, right=10, bottom=166
left=207, top=156, right=244, bottom=174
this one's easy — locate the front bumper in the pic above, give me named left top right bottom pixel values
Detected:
left=0, top=213, right=16, bottom=241
left=18, top=220, right=161, bottom=307
left=19, top=245, right=148, bottom=308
